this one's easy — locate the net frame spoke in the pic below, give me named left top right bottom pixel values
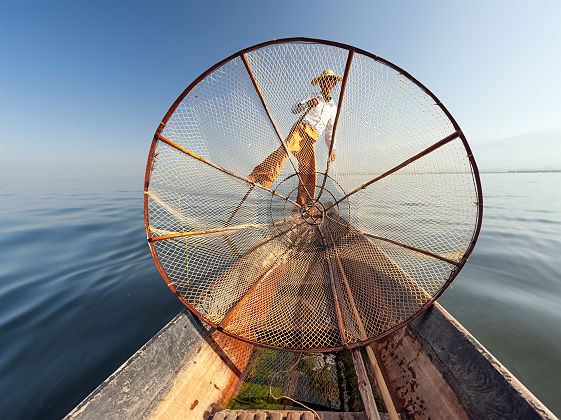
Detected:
left=317, top=48, right=354, bottom=201
left=326, top=130, right=462, bottom=211
left=149, top=222, right=276, bottom=242
left=324, top=213, right=461, bottom=266
left=157, top=134, right=299, bottom=207
left=360, top=232, right=461, bottom=266
left=240, top=53, right=313, bottom=204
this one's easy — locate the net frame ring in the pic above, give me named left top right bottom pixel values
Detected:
left=269, top=171, right=351, bottom=244
left=144, top=37, right=483, bottom=353
left=301, top=200, right=325, bottom=225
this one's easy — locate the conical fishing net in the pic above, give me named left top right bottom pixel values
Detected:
left=144, top=38, right=482, bottom=352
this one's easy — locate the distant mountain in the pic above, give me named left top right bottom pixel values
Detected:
left=469, top=128, right=561, bottom=172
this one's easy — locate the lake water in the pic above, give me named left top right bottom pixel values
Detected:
left=0, top=173, right=560, bottom=418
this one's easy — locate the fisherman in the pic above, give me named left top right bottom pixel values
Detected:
left=247, top=70, right=342, bottom=206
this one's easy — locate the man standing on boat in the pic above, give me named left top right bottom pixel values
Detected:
left=247, top=70, right=342, bottom=206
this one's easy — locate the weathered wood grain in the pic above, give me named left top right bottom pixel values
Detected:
left=374, top=325, right=468, bottom=419
left=408, top=303, right=557, bottom=420
left=211, top=410, right=371, bottom=419
left=351, top=349, right=381, bottom=420
left=65, top=311, right=253, bottom=420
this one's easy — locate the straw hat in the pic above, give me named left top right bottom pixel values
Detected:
left=311, top=69, right=343, bottom=86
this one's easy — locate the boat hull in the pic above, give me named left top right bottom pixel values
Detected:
left=65, top=303, right=556, bottom=419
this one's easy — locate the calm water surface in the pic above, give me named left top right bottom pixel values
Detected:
left=0, top=173, right=560, bottom=418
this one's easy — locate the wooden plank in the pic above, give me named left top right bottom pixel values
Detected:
left=408, top=303, right=558, bottom=420
left=373, top=325, right=468, bottom=419
left=320, top=225, right=348, bottom=347
left=351, top=349, right=381, bottom=420
left=65, top=311, right=253, bottom=419
left=324, top=224, right=400, bottom=420
left=325, top=217, right=467, bottom=418
left=212, top=411, right=369, bottom=419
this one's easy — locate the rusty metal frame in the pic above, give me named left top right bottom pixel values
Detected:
left=144, top=37, right=483, bottom=353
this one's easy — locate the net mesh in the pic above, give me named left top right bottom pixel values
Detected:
left=145, top=39, right=481, bottom=351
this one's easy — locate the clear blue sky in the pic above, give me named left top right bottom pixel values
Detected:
left=1, top=0, right=560, bottom=178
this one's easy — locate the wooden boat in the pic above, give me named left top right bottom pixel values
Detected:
left=114, top=36, right=555, bottom=419
left=66, top=213, right=557, bottom=419
left=65, top=302, right=556, bottom=419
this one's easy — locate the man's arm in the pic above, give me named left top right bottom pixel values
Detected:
left=291, top=93, right=318, bottom=114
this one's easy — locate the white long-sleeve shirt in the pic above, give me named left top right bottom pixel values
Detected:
left=291, top=92, right=337, bottom=150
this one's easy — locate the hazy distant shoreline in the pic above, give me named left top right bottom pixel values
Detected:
left=480, top=169, right=561, bottom=174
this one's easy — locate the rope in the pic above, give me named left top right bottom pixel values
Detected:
left=269, top=354, right=320, bottom=419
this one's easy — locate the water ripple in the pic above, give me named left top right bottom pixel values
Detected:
left=1, top=174, right=560, bottom=417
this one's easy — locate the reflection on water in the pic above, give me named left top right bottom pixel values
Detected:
left=0, top=173, right=560, bottom=418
